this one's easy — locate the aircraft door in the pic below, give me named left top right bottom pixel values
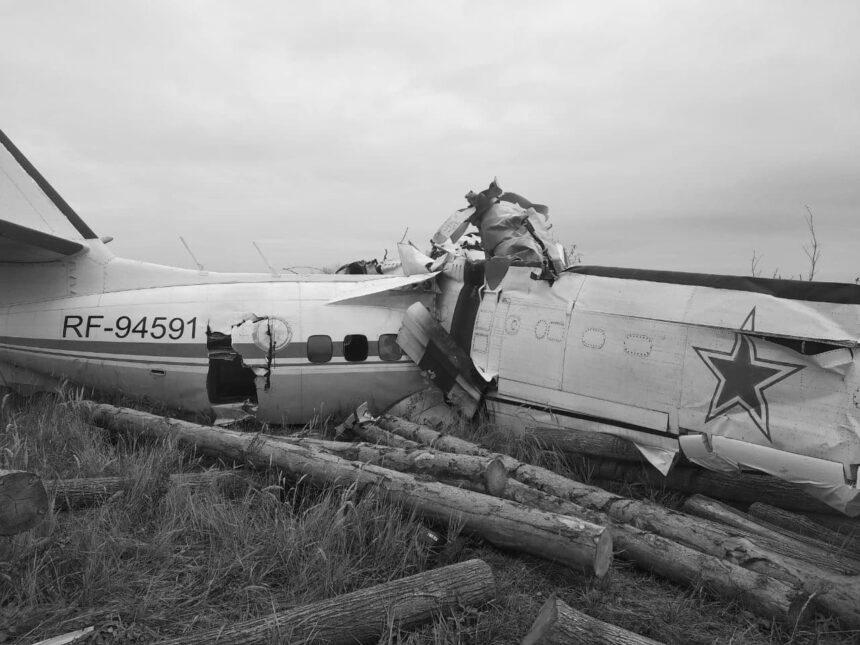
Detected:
left=470, top=287, right=509, bottom=380
left=495, top=296, right=569, bottom=391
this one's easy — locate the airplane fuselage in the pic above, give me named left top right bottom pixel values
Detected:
left=0, top=250, right=433, bottom=424
left=427, top=262, right=860, bottom=514
left=2, top=126, right=858, bottom=515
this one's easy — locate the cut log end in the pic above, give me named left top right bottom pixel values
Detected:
left=483, top=458, right=508, bottom=498
left=520, top=594, right=559, bottom=645
left=0, top=470, right=49, bottom=536
left=594, top=527, right=613, bottom=579
left=521, top=595, right=664, bottom=645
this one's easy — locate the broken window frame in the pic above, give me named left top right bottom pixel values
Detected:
left=378, top=333, right=403, bottom=361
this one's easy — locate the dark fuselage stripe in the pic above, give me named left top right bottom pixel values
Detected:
left=0, top=336, right=394, bottom=360
left=0, top=343, right=205, bottom=367
left=0, top=339, right=409, bottom=368
left=486, top=394, right=670, bottom=438
left=0, top=336, right=205, bottom=357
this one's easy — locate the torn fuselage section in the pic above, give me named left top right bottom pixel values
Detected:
left=205, top=314, right=294, bottom=424
left=206, top=330, right=256, bottom=405
left=400, top=179, right=860, bottom=515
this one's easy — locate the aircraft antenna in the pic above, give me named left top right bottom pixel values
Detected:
left=252, top=241, right=280, bottom=277
left=179, top=236, right=205, bottom=271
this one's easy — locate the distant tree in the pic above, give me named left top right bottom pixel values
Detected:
left=749, top=250, right=763, bottom=277
left=801, top=205, right=821, bottom=281
left=749, top=206, right=823, bottom=281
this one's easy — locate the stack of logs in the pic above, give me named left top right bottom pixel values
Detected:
left=6, top=401, right=860, bottom=644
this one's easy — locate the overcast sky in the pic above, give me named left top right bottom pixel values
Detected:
left=1, top=1, right=858, bottom=281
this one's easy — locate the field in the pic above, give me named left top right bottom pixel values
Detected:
left=0, top=389, right=856, bottom=644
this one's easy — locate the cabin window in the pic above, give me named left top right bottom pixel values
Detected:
left=378, top=334, right=403, bottom=361
left=343, top=334, right=369, bottom=362
left=307, top=335, right=333, bottom=363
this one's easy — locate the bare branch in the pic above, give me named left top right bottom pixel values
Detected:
left=801, top=205, right=821, bottom=281
left=749, top=250, right=762, bottom=277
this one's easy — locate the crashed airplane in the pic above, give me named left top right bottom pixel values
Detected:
left=1, top=129, right=858, bottom=515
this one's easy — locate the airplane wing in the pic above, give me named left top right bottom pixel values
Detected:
left=0, top=127, right=96, bottom=262
left=325, top=272, right=439, bottom=305
left=0, top=218, right=84, bottom=262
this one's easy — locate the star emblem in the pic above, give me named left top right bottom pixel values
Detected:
left=693, top=309, right=804, bottom=442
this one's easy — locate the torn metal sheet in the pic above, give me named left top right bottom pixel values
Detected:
left=633, top=444, right=679, bottom=475
left=479, top=201, right=545, bottom=264
left=680, top=433, right=859, bottom=515
left=386, top=387, right=461, bottom=429
left=210, top=402, right=256, bottom=426
left=335, top=258, right=400, bottom=275
left=397, top=242, right=439, bottom=276
left=397, top=302, right=488, bottom=418
left=207, top=312, right=260, bottom=335
left=431, top=206, right=475, bottom=245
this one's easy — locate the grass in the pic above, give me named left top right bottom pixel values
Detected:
left=0, top=389, right=856, bottom=644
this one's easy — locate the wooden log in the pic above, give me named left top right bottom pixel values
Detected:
left=333, top=404, right=422, bottom=449
left=334, top=403, right=422, bottom=448
left=376, top=416, right=860, bottom=628
left=48, top=471, right=252, bottom=511
left=351, top=423, right=422, bottom=449
left=158, top=558, right=495, bottom=645
left=523, top=472, right=860, bottom=627
left=87, top=403, right=613, bottom=577
left=521, top=594, right=663, bottom=645
left=279, top=438, right=510, bottom=498
left=0, top=469, right=48, bottom=535
left=523, top=427, right=646, bottom=463
left=464, top=478, right=806, bottom=624
left=682, top=495, right=860, bottom=575
left=586, top=458, right=836, bottom=515
left=376, top=415, right=494, bottom=457
left=795, top=512, right=860, bottom=537
left=748, top=502, right=860, bottom=557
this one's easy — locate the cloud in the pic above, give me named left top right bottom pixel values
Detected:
left=1, top=1, right=857, bottom=280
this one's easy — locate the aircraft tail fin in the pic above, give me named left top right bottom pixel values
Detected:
left=0, top=128, right=96, bottom=262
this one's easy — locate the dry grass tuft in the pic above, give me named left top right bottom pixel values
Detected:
left=0, top=391, right=443, bottom=643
